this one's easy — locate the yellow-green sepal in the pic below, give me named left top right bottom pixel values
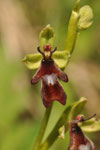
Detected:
left=22, top=53, right=42, bottom=70
left=81, top=118, right=100, bottom=132
left=53, top=50, right=71, bottom=69
left=39, top=24, right=55, bottom=51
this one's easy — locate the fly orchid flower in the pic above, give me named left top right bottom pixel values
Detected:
left=31, top=45, right=68, bottom=108
left=68, top=114, right=96, bottom=150
left=22, top=25, right=70, bottom=108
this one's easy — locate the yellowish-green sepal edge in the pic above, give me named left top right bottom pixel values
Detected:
left=81, top=118, right=100, bottom=133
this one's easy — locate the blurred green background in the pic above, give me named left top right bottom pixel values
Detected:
left=0, top=0, right=100, bottom=150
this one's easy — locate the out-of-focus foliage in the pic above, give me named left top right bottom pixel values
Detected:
left=0, top=0, right=100, bottom=150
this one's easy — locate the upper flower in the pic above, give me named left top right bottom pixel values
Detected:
left=31, top=45, right=68, bottom=108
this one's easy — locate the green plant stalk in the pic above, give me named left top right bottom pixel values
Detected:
left=40, top=106, right=72, bottom=150
left=66, top=1, right=80, bottom=54
left=34, top=104, right=53, bottom=150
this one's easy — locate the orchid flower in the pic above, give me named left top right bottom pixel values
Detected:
left=31, top=45, right=68, bottom=107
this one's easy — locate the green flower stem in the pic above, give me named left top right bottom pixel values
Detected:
left=40, top=97, right=87, bottom=150
left=66, top=0, right=80, bottom=54
left=34, top=104, right=53, bottom=150
left=40, top=106, right=72, bottom=150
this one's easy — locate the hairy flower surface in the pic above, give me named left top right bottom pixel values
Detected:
left=31, top=45, right=68, bottom=108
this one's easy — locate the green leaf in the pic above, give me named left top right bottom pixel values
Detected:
left=40, top=97, right=87, bottom=150
left=81, top=118, right=100, bottom=132
left=68, top=97, right=87, bottom=121
left=39, top=24, right=55, bottom=51
left=22, top=53, right=42, bottom=70
left=52, top=50, right=71, bottom=69
left=78, top=5, right=93, bottom=30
